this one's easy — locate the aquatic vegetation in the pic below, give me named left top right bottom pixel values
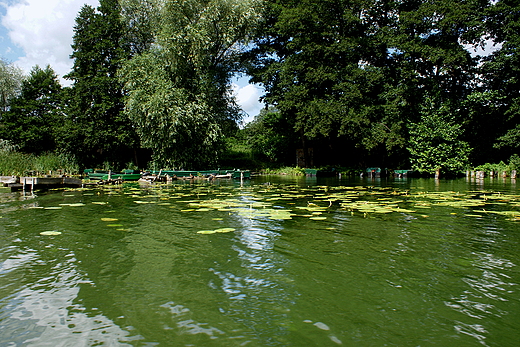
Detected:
left=8, top=180, right=518, bottom=242
left=40, top=231, right=62, bottom=236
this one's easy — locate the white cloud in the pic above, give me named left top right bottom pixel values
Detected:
left=233, top=83, right=263, bottom=122
left=1, top=0, right=99, bottom=84
left=465, top=38, right=502, bottom=58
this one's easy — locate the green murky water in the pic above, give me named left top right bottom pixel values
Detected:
left=1, top=176, right=519, bottom=346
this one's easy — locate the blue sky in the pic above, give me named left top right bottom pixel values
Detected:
left=0, top=0, right=263, bottom=122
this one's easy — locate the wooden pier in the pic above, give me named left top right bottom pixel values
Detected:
left=1, top=176, right=83, bottom=191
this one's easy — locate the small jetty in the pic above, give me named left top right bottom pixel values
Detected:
left=1, top=176, right=83, bottom=191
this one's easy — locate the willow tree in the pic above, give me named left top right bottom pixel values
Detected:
left=120, top=0, right=262, bottom=169
left=0, top=59, right=24, bottom=118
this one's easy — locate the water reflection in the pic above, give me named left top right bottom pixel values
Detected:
left=0, top=245, right=134, bottom=346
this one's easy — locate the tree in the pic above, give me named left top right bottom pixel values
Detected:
left=0, top=65, right=62, bottom=153
left=121, top=0, right=262, bottom=169
left=0, top=58, right=25, bottom=118
left=479, top=0, right=520, bottom=155
left=407, top=98, right=471, bottom=177
left=120, top=0, right=161, bottom=55
left=248, top=0, right=395, bottom=166
left=245, top=106, right=296, bottom=164
left=247, top=0, right=488, bottom=168
left=63, top=0, right=138, bottom=168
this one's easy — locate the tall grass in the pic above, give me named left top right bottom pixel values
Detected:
left=0, top=140, right=79, bottom=176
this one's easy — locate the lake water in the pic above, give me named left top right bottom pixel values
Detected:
left=1, top=176, right=519, bottom=346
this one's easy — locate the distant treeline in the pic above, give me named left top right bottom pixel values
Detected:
left=0, top=0, right=518, bottom=176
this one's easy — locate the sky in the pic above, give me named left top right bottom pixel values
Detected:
left=0, top=0, right=264, bottom=122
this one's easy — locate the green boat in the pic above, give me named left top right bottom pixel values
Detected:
left=85, top=169, right=142, bottom=181
left=150, top=169, right=250, bottom=179
left=84, top=169, right=250, bottom=181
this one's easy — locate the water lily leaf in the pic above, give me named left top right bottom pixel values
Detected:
left=197, top=230, right=216, bottom=234
left=269, top=214, right=292, bottom=220
left=215, top=228, right=236, bottom=233
left=40, top=231, right=62, bottom=236
left=92, top=202, right=108, bottom=205
left=310, top=216, right=327, bottom=220
left=373, top=209, right=393, bottom=214
left=101, top=218, right=118, bottom=222
left=107, top=224, right=124, bottom=227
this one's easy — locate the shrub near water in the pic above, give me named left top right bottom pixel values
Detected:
left=0, top=141, right=79, bottom=176
left=263, top=166, right=306, bottom=176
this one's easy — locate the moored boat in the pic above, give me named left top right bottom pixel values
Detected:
left=149, top=169, right=251, bottom=179
left=85, top=169, right=142, bottom=181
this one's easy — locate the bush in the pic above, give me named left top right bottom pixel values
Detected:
left=0, top=143, right=79, bottom=176
left=509, top=154, right=520, bottom=170
left=262, top=166, right=306, bottom=176
left=474, top=157, right=520, bottom=174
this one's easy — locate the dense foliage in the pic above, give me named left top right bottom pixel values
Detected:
left=0, top=0, right=518, bottom=174
left=0, top=65, right=63, bottom=154
left=120, top=0, right=262, bottom=169
left=0, top=58, right=24, bottom=118
left=62, top=0, right=139, bottom=168
left=245, top=0, right=518, bottom=175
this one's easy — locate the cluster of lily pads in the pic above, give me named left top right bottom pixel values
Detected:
left=26, top=182, right=520, bottom=237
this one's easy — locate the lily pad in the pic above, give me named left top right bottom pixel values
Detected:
left=40, top=231, right=62, bottom=236
left=101, top=218, right=118, bottom=222
left=215, top=228, right=236, bottom=233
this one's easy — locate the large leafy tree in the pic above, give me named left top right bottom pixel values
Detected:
left=248, top=0, right=396, bottom=166
left=121, top=0, right=262, bottom=169
left=247, top=0, right=488, bottom=168
left=63, top=0, right=138, bottom=168
left=479, top=0, right=520, bottom=156
left=0, top=65, right=62, bottom=153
